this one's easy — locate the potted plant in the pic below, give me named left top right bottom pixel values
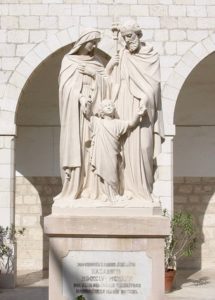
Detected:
left=164, top=210, right=197, bottom=293
left=0, top=225, right=25, bottom=287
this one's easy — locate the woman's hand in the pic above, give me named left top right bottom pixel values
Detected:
left=78, top=64, right=96, bottom=78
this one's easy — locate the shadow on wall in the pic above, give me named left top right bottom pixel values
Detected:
left=174, top=177, right=215, bottom=271
left=15, top=176, right=62, bottom=285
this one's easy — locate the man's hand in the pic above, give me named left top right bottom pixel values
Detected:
left=106, top=54, right=119, bottom=75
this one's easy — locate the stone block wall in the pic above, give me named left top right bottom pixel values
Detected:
left=174, top=177, right=215, bottom=269
left=15, top=176, right=62, bottom=271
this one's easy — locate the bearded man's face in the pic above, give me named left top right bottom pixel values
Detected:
left=122, top=31, right=140, bottom=53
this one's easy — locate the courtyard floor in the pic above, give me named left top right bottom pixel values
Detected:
left=0, top=269, right=214, bottom=300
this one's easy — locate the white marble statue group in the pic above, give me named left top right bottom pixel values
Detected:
left=57, top=20, right=164, bottom=203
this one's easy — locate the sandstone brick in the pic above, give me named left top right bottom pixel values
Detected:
left=20, top=16, right=40, bottom=29
left=169, top=5, right=186, bottom=16
left=202, top=37, right=215, bottom=52
left=158, top=166, right=172, bottom=180
left=30, top=30, right=46, bottom=43
left=185, top=177, right=201, bottom=183
left=58, top=16, right=79, bottom=29
left=202, top=177, right=215, bottom=182
left=23, top=195, right=37, bottom=204
left=187, top=5, right=207, bottom=16
left=191, top=43, right=208, bottom=59
left=15, top=195, right=23, bottom=205
left=153, top=180, right=172, bottom=197
left=8, top=4, right=30, bottom=15
left=43, top=0, right=63, bottom=2
left=72, top=4, right=90, bottom=15
left=175, top=195, right=188, bottom=203
left=160, top=55, right=180, bottom=67
left=30, top=4, right=48, bottom=16
left=181, top=51, right=199, bottom=69
left=170, top=29, right=186, bottom=41
left=177, top=41, right=194, bottom=55
left=130, top=4, right=149, bottom=16
left=81, top=16, right=97, bottom=27
left=160, top=17, right=178, bottom=29
left=1, top=57, right=20, bottom=71
left=22, top=215, right=38, bottom=227
left=8, top=30, right=29, bottom=43
left=16, top=44, right=35, bottom=57
left=49, top=4, right=71, bottom=15
left=108, top=4, right=130, bottom=16
left=150, top=41, right=164, bottom=55
left=150, top=5, right=168, bottom=16
left=0, top=30, right=7, bottom=43
left=0, top=178, right=11, bottom=192
left=98, top=16, right=112, bottom=28
left=207, top=5, right=215, bottom=16
left=0, top=5, right=8, bottom=16
left=187, top=30, right=209, bottom=42
left=160, top=67, right=173, bottom=81
left=0, top=71, right=11, bottom=84
left=189, top=195, right=199, bottom=203
left=89, top=4, right=108, bottom=16
left=174, top=0, right=194, bottom=3
left=137, top=17, right=160, bottom=28
left=29, top=205, right=41, bottom=214
left=175, top=60, right=191, bottom=77
left=0, top=43, right=16, bottom=57
left=154, top=29, right=168, bottom=41
left=16, top=205, right=29, bottom=214
left=178, top=184, right=193, bottom=194
left=40, top=16, right=58, bottom=29
left=65, top=0, right=84, bottom=2
left=178, top=17, right=197, bottom=29
left=1, top=16, right=19, bottom=29
left=198, top=17, right=215, bottom=28
left=166, top=74, right=184, bottom=93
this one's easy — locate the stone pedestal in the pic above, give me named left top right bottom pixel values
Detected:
left=44, top=208, right=169, bottom=300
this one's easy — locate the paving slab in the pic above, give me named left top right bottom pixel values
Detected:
left=166, top=268, right=215, bottom=300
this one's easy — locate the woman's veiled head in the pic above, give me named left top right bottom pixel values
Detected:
left=69, top=28, right=101, bottom=56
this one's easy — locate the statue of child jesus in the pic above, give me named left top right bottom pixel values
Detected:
left=84, top=99, right=146, bottom=202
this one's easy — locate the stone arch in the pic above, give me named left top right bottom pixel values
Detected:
left=162, top=33, right=215, bottom=136
left=1, top=27, right=114, bottom=135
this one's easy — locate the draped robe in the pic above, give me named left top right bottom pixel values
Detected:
left=111, top=43, right=165, bottom=200
left=58, top=53, right=108, bottom=199
left=90, top=116, right=129, bottom=192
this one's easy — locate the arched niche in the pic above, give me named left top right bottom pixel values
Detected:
left=173, top=52, right=215, bottom=270
left=15, top=45, right=110, bottom=275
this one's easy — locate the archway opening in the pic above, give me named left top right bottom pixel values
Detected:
left=15, top=44, right=110, bottom=283
left=174, top=52, right=215, bottom=272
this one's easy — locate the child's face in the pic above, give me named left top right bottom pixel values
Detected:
left=102, top=101, right=115, bottom=116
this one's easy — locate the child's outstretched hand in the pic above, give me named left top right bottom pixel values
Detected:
left=138, top=105, right=147, bottom=116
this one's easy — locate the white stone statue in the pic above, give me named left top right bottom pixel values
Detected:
left=106, top=20, right=165, bottom=201
left=84, top=99, right=146, bottom=202
left=57, top=28, right=109, bottom=201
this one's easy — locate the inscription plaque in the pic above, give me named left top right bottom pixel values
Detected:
left=62, top=251, right=152, bottom=300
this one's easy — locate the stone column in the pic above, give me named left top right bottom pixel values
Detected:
left=0, top=135, right=16, bottom=288
left=154, top=136, right=174, bottom=215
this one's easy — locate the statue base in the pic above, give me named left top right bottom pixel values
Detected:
left=44, top=206, right=169, bottom=300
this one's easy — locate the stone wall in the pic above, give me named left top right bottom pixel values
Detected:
left=174, top=177, right=215, bottom=269
left=15, top=176, right=62, bottom=271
